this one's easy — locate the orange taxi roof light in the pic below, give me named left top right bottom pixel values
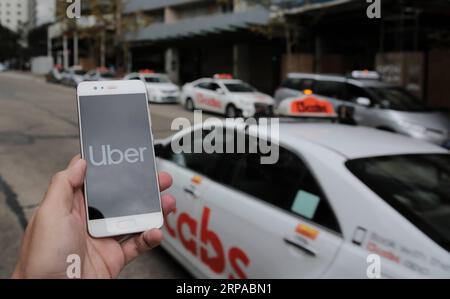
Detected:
left=140, top=69, right=155, bottom=74
left=303, top=89, right=313, bottom=95
left=290, top=96, right=336, bottom=115
left=214, top=74, right=233, bottom=79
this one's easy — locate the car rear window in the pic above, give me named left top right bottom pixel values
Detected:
left=346, top=154, right=450, bottom=251
left=282, top=78, right=314, bottom=91
left=144, top=76, right=169, bottom=83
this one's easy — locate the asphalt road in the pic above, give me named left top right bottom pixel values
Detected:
left=0, top=71, right=206, bottom=278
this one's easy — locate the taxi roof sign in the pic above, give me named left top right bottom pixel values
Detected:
left=350, top=70, right=381, bottom=80
left=140, top=69, right=155, bottom=74
left=289, top=96, right=337, bottom=118
left=214, top=74, right=233, bottom=79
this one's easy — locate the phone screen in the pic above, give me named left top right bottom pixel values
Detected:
left=78, top=93, right=160, bottom=220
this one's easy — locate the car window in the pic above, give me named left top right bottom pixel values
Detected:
left=281, top=78, right=314, bottom=91
left=127, top=75, right=140, bottom=80
left=196, top=82, right=211, bottom=90
left=168, top=129, right=222, bottom=177
left=209, top=83, right=221, bottom=92
left=74, top=70, right=86, bottom=76
left=221, top=133, right=340, bottom=232
left=346, top=84, right=373, bottom=103
left=367, top=87, right=426, bottom=111
left=224, top=82, right=256, bottom=93
left=144, top=76, right=169, bottom=83
left=314, top=80, right=345, bottom=99
left=346, top=154, right=450, bottom=252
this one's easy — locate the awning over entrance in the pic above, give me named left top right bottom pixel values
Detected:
left=124, top=6, right=270, bottom=43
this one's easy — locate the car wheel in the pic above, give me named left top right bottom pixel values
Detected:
left=185, top=98, right=195, bottom=111
left=225, top=105, right=239, bottom=118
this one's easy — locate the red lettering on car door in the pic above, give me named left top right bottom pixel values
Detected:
left=200, top=207, right=226, bottom=273
left=177, top=212, right=198, bottom=256
left=228, top=247, right=250, bottom=279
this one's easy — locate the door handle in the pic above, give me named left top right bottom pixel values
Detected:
left=283, top=237, right=317, bottom=257
left=183, top=185, right=199, bottom=198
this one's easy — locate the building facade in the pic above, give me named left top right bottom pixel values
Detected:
left=123, top=0, right=281, bottom=93
left=0, top=0, right=36, bottom=32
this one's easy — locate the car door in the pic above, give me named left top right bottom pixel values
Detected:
left=155, top=129, right=223, bottom=273
left=192, top=82, right=211, bottom=111
left=343, top=84, right=382, bottom=127
left=194, top=82, right=224, bottom=113
left=188, top=130, right=344, bottom=278
left=207, top=82, right=226, bottom=114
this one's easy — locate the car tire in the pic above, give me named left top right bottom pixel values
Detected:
left=185, top=98, right=195, bottom=111
left=225, top=104, right=240, bottom=118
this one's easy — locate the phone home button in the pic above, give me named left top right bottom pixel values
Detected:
left=117, top=220, right=136, bottom=229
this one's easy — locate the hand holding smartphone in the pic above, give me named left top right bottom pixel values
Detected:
left=77, top=80, right=163, bottom=238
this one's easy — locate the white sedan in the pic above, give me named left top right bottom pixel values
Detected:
left=123, top=71, right=180, bottom=103
left=155, top=120, right=450, bottom=278
left=61, top=66, right=86, bottom=87
left=180, top=76, right=275, bottom=118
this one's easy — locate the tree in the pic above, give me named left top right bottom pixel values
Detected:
left=55, top=0, right=153, bottom=71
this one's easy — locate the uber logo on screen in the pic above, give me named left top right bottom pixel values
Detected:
left=88, top=145, right=148, bottom=166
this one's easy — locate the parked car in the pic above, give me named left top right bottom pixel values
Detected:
left=123, top=70, right=180, bottom=103
left=46, top=65, right=64, bottom=83
left=61, top=66, right=87, bottom=87
left=84, top=67, right=116, bottom=81
left=0, top=62, right=7, bottom=72
left=155, top=119, right=450, bottom=278
left=181, top=74, right=275, bottom=118
left=275, top=72, right=450, bottom=148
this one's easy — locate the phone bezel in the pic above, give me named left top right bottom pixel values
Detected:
left=76, top=80, right=163, bottom=238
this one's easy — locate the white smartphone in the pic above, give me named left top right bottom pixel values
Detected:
left=76, top=80, right=163, bottom=238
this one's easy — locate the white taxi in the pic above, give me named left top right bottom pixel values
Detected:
left=155, top=119, right=450, bottom=278
left=123, top=70, right=180, bottom=103
left=180, top=74, right=275, bottom=118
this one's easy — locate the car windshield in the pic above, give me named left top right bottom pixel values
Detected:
left=224, top=83, right=256, bottom=93
left=100, top=72, right=115, bottom=78
left=144, top=76, right=169, bottom=83
left=367, top=87, right=426, bottom=111
left=74, top=70, right=86, bottom=75
left=346, top=154, right=450, bottom=251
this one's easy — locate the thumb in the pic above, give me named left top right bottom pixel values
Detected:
left=42, top=158, right=87, bottom=214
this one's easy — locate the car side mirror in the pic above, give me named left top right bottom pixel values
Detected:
left=355, top=97, right=371, bottom=107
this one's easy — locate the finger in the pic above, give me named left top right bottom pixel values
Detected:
left=67, top=154, right=82, bottom=168
left=42, top=159, right=87, bottom=214
left=161, top=194, right=176, bottom=217
left=158, top=172, right=172, bottom=192
left=121, top=229, right=163, bottom=264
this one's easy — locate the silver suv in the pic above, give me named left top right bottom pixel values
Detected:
left=275, top=72, right=450, bottom=148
